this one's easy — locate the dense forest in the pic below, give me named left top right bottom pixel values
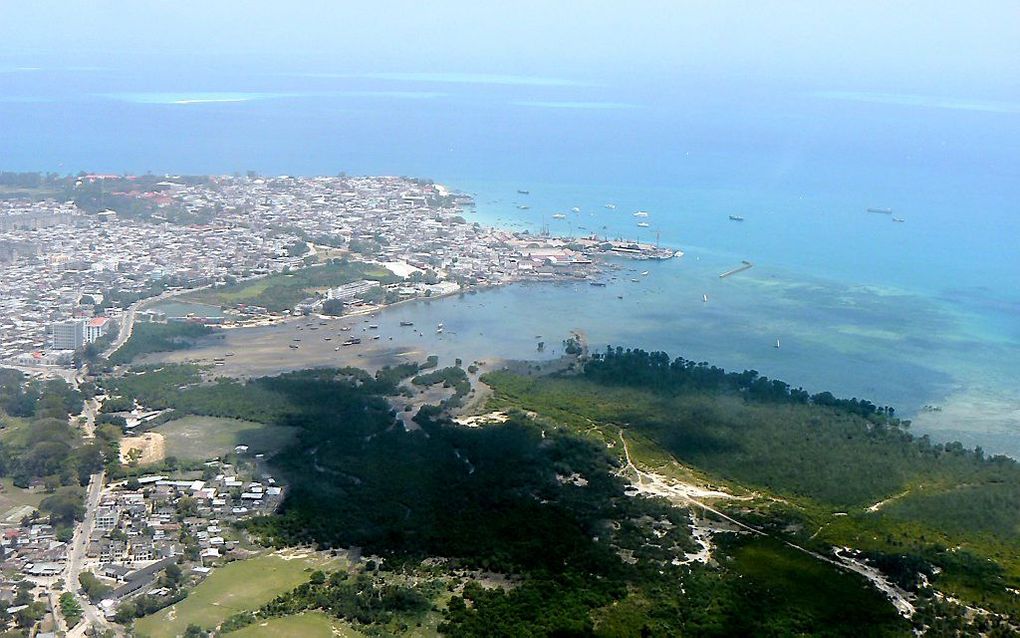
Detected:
left=106, top=361, right=913, bottom=636
left=484, top=347, right=1020, bottom=625
left=0, top=370, right=102, bottom=526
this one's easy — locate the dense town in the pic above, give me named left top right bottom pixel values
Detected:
left=0, top=173, right=679, bottom=636
left=1, top=173, right=675, bottom=367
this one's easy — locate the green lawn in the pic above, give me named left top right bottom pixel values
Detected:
left=182, top=261, right=398, bottom=312
left=0, top=477, right=44, bottom=523
left=135, top=551, right=341, bottom=638
left=228, top=612, right=364, bottom=638
left=158, top=416, right=297, bottom=462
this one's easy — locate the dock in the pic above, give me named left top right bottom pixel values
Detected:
left=719, top=260, right=753, bottom=278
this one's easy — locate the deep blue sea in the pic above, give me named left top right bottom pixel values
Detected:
left=2, top=67, right=1019, bottom=453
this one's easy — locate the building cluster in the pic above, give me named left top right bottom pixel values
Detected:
left=0, top=523, right=68, bottom=579
left=78, top=458, right=282, bottom=608
left=0, top=174, right=619, bottom=366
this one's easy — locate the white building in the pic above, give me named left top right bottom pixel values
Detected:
left=51, top=319, right=85, bottom=350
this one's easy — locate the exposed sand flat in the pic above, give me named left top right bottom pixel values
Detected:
left=453, top=411, right=510, bottom=427
left=120, top=432, right=166, bottom=465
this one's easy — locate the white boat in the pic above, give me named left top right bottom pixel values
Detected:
left=637, top=222, right=650, bottom=228
left=774, top=338, right=781, bottom=349
left=571, top=207, right=580, bottom=213
left=633, top=211, right=649, bottom=217
left=552, top=213, right=566, bottom=219
left=640, top=271, right=649, bottom=276
left=703, top=294, right=708, bottom=303
left=605, top=203, right=616, bottom=209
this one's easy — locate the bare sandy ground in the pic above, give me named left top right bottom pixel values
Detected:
left=119, top=432, right=166, bottom=465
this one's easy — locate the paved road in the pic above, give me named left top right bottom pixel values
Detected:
left=63, top=470, right=118, bottom=636
left=103, top=283, right=217, bottom=360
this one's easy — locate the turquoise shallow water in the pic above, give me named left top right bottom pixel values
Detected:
left=1, top=67, right=1017, bottom=453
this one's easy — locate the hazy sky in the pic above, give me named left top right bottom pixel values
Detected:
left=2, top=1, right=1019, bottom=94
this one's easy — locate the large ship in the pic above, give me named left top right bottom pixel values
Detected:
left=867, top=207, right=893, bottom=214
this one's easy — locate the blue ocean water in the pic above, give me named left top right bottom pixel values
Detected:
left=2, top=67, right=1019, bottom=452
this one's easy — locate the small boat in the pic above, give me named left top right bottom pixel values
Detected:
left=288, top=344, right=299, bottom=349
left=729, top=215, right=745, bottom=222
left=867, top=207, right=893, bottom=214
left=605, top=203, right=616, bottom=209
left=517, top=189, right=530, bottom=195
left=590, top=282, right=607, bottom=287
left=371, top=335, right=380, bottom=340
left=703, top=294, right=708, bottom=303
left=517, top=205, right=530, bottom=210
left=437, top=322, right=444, bottom=329
left=637, top=222, right=650, bottom=228
left=640, top=271, right=649, bottom=276
left=400, top=321, right=414, bottom=327
left=631, top=278, right=640, bottom=282
left=774, top=338, right=781, bottom=349
left=436, top=327, right=444, bottom=334
left=633, top=211, right=649, bottom=217
left=552, top=213, right=567, bottom=220
left=571, top=207, right=580, bottom=213
left=892, top=217, right=905, bottom=223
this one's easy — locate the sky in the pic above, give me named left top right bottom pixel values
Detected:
left=2, top=1, right=1019, bottom=96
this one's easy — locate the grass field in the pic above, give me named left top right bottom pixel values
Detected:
left=182, top=261, right=398, bottom=312
left=228, top=612, right=365, bottom=638
left=157, top=416, right=297, bottom=462
left=135, top=551, right=342, bottom=638
left=0, top=477, right=44, bottom=523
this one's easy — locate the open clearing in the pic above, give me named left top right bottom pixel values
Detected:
left=0, top=477, right=44, bottom=522
left=157, top=416, right=297, bottom=462
left=229, top=612, right=366, bottom=638
left=119, top=432, right=166, bottom=465
left=135, top=550, right=343, bottom=638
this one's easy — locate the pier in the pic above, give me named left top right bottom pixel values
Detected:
left=719, top=260, right=753, bottom=278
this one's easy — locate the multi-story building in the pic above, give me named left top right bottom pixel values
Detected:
left=50, top=318, right=85, bottom=350
left=85, top=316, right=112, bottom=343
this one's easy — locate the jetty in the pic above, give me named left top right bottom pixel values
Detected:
left=719, top=260, right=753, bottom=279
